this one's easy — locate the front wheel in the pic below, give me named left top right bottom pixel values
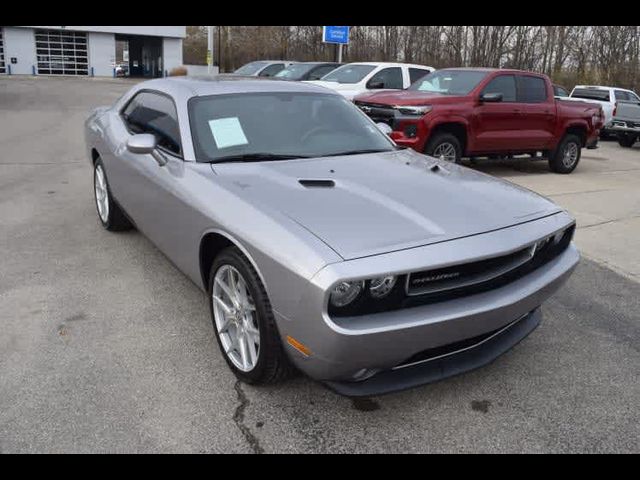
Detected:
left=618, top=133, right=637, bottom=148
left=549, top=134, right=582, bottom=174
left=93, top=157, right=133, bottom=231
left=425, top=133, right=462, bottom=164
left=209, top=247, right=294, bottom=385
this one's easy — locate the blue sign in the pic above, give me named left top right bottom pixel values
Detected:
left=323, top=26, right=350, bottom=45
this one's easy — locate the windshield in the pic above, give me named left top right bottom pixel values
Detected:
left=189, top=92, right=395, bottom=163
left=274, top=64, right=316, bottom=80
left=570, top=88, right=610, bottom=102
left=234, top=61, right=269, bottom=75
left=321, top=64, right=376, bottom=84
left=409, top=70, right=489, bottom=95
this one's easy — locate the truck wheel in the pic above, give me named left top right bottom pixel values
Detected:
left=618, top=134, right=637, bottom=148
left=425, top=133, right=462, bottom=164
left=549, top=134, right=581, bottom=174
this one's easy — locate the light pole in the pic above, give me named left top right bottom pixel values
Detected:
left=218, top=26, right=222, bottom=72
left=207, top=25, right=214, bottom=75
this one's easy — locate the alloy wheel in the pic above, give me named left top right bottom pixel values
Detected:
left=562, top=142, right=579, bottom=168
left=212, top=265, right=260, bottom=372
left=433, top=142, right=457, bottom=162
left=94, top=164, right=109, bottom=223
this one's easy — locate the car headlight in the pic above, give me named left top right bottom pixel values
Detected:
left=369, top=275, right=397, bottom=298
left=394, top=105, right=432, bottom=116
left=330, top=281, right=364, bottom=307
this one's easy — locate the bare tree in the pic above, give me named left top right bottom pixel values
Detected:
left=187, top=26, right=640, bottom=90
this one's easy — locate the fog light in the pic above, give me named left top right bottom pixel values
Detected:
left=330, top=281, right=364, bottom=307
left=369, top=275, right=397, bottom=298
left=403, top=124, right=418, bottom=138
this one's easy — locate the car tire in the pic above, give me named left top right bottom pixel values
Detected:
left=208, top=246, right=295, bottom=385
left=425, top=133, right=462, bottom=164
left=618, top=133, right=637, bottom=148
left=93, top=157, right=133, bottom=231
left=549, top=134, right=582, bottom=174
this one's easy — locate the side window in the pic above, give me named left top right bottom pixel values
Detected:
left=554, top=85, right=569, bottom=97
left=258, top=63, right=285, bottom=77
left=615, top=90, right=631, bottom=102
left=409, top=68, right=431, bottom=85
left=629, top=91, right=640, bottom=102
left=367, top=67, right=404, bottom=90
left=122, top=91, right=182, bottom=155
left=308, top=65, right=337, bottom=80
left=122, top=95, right=146, bottom=134
left=518, top=75, right=548, bottom=103
left=481, top=75, right=517, bottom=102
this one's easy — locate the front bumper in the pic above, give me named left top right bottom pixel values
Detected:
left=609, top=124, right=640, bottom=134
left=275, top=213, right=579, bottom=395
left=326, top=308, right=541, bottom=397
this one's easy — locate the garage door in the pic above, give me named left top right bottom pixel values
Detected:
left=35, top=29, right=88, bottom=75
left=0, top=28, right=6, bottom=74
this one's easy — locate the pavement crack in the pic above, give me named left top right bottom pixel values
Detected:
left=578, top=214, right=640, bottom=230
left=233, top=380, right=264, bottom=454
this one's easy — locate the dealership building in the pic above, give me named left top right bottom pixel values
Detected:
left=0, top=26, right=185, bottom=78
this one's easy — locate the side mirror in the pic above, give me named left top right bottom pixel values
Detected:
left=479, top=92, right=503, bottom=103
left=127, top=133, right=157, bottom=154
left=368, top=80, right=385, bottom=89
left=376, top=122, right=393, bottom=135
left=126, top=134, right=167, bottom=166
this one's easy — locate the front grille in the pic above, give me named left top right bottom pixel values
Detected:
left=402, top=224, right=575, bottom=308
left=406, top=245, right=535, bottom=296
left=354, top=101, right=397, bottom=126
left=329, top=224, right=575, bottom=318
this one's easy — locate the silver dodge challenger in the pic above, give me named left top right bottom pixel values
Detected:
left=85, top=76, right=579, bottom=396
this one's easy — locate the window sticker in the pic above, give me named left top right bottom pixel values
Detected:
left=208, top=117, right=249, bottom=149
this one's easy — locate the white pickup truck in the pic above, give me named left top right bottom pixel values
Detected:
left=609, top=100, right=640, bottom=147
left=566, top=86, right=640, bottom=137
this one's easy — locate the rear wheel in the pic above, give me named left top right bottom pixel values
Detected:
left=618, top=133, right=637, bottom=148
left=93, top=157, right=133, bottom=231
left=209, top=247, right=294, bottom=385
left=549, top=134, right=581, bottom=174
left=425, top=133, right=462, bottom=164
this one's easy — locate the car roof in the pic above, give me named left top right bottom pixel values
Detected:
left=291, top=61, right=341, bottom=66
left=437, top=67, right=547, bottom=75
left=245, top=60, right=295, bottom=63
left=137, top=76, right=338, bottom=98
left=573, top=85, right=635, bottom=92
left=342, top=62, right=434, bottom=69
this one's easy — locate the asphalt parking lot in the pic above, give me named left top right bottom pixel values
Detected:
left=1, top=75, right=639, bottom=453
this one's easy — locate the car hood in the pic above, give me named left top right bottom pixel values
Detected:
left=210, top=150, right=561, bottom=260
left=305, top=81, right=397, bottom=100
left=354, top=90, right=468, bottom=106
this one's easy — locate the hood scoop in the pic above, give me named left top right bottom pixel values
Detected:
left=299, top=179, right=335, bottom=188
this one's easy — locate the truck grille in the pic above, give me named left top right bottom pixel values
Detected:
left=354, top=101, right=397, bottom=126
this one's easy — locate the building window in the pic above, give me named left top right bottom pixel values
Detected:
left=35, top=28, right=88, bottom=76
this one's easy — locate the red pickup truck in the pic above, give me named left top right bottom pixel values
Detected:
left=354, top=68, right=604, bottom=173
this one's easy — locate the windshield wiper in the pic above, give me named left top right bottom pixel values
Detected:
left=318, top=148, right=395, bottom=158
left=209, top=153, right=310, bottom=164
